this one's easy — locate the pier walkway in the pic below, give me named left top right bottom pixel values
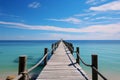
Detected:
left=12, top=40, right=107, bottom=80
left=36, top=41, right=89, bottom=80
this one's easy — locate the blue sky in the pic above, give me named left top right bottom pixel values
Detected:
left=0, top=0, right=120, bottom=40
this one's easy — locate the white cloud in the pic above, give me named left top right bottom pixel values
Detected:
left=0, top=21, right=120, bottom=40
left=90, top=1, right=120, bottom=11
left=28, top=2, right=40, bottom=8
left=79, top=23, right=120, bottom=33
left=95, top=17, right=108, bottom=19
left=86, top=0, right=107, bottom=5
left=74, top=12, right=97, bottom=17
left=48, top=17, right=81, bottom=24
left=0, top=13, right=20, bottom=18
left=86, top=0, right=96, bottom=4
left=46, top=32, right=120, bottom=40
left=94, top=17, right=120, bottom=20
left=0, top=21, right=120, bottom=34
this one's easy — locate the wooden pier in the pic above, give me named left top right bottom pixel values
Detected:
left=11, top=40, right=107, bottom=80
left=36, top=41, right=89, bottom=80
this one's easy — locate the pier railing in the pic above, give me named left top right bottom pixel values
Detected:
left=9, top=41, right=60, bottom=80
left=63, top=40, right=107, bottom=80
left=7, top=40, right=107, bottom=80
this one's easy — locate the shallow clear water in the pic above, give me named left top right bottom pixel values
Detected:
left=0, top=40, right=55, bottom=79
left=68, top=40, right=120, bottom=80
left=0, top=40, right=120, bottom=80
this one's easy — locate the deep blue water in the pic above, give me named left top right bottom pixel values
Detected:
left=0, top=40, right=120, bottom=80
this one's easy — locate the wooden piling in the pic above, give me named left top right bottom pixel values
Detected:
left=76, top=47, right=80, bottom=65
left=18, top=56, right=27, bottom=80
left=44, top=48, right=48, bottom=65
left=92, top=54, right=98, bottom=80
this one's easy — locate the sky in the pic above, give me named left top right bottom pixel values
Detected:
left=0, top=0, right=120, bottom=40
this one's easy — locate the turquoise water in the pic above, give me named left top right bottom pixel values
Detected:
left=0, top=40, right=54, bottom=79
left=69, top=40, right=120, bottom=80
left=0, top=40, right=120, bottom=80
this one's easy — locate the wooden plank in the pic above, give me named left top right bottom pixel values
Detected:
left=36, top=41, right=90, bottom=80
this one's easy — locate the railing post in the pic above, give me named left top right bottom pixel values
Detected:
left=70, top=43, right=72, bottom=54
left=76, top=47, right=80, bottom=65
left=92, top=54, right=98, bottom=80
left=51, top=44, right=54, bottom=55
left=18, top=55, right=27, bottom=80
left=44, top=48, right=48, bottom=66
left=54, top=43, right=57, bottom=49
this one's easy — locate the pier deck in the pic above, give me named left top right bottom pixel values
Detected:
left=36, top=41, right=89, bottom=80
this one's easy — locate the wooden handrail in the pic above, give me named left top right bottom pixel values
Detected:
left=76, top=51, right=92, bottom=67
left=9, top=40, right=107, bottom=80
left=63, top=41, right=107, bottom=80
left=92, top=66, right=107, bottom=80
left=13, top=40, right=60, bottom=80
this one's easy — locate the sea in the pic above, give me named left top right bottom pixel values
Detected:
left=0, top=40, right=120, bottom=80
